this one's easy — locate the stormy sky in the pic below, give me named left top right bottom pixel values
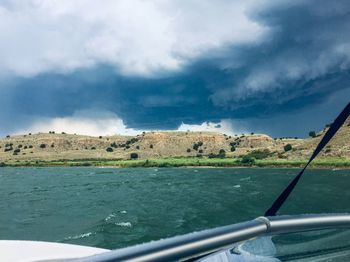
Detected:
left=0, top=0, right=349, bottom=137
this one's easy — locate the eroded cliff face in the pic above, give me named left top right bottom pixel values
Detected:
left=0, top=117, right=349, bottom=161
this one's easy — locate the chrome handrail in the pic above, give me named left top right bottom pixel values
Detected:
left=74, top=213, right=350, bottom=262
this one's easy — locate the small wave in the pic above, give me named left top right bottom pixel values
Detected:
left=105, top=210, right=127, bottom=221
left=240, top=176, right=251, bottom=181
left=233, top=184, right=241, bottom=188
left=116, top=222, right=132, bottom=227
left=105, top=213, right=116, bottom=221
left=64, top=232, right=94, bottom=240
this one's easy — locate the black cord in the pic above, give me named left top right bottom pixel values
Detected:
left=265, top=102, right=350, bottom=216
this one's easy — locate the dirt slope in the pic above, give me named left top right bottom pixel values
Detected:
left=0, top=117, right=349, bottom=162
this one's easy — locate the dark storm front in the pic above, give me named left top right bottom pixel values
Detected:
left=0, top=167, right=349, bottom=249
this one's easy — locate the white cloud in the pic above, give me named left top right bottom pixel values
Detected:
left=0, top=0, right=266, bottom=77
left=15, top=110, right=248, bottom=136
left=15, top=110, right=142, bottom=136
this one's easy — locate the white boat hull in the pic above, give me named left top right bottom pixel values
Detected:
left=0, top=240, right=109, bottom=262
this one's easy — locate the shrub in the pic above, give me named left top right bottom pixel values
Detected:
left=99, top=136, right=103, bottom=139
left=28, top=133, right=31, bottom=135
left=219, top=149, right=226, bottom=157
left=230, top=146, right=236, bottom=152
left=208, top=150, right=226, bottom=158
left=61, top=132, right=66, bottom=135
left=208, top=153, right=216, bottom=158
left=110, top=142, right=118, bottom=148
left=40, top=144, right=46, bottom=149
left=325, top=148, right=331, bottom=153
left=125, top=145, right=130, bottom=149
left=130, top=153, right=138, bottom=159
left=309, top=131, right=316, bottom=138
left=91, top=147, right=96, bottom=150
left=198, top=149, right=203, bottom=153
left=284, top=144, right=292, bottom=152
left=28, top=145, right=33, bottom=148
left=24, top=145, right=28, bottom=149
left=150, top=144, right=153, bottom=149
left=186, top=148, right=191, bottom=153
left=51, top=144, right=55, bottom=148
left=192, top=141, right=203, bottom=151
left=246, top=149, right=271, bottom=159
left=6, top=135, right=10, bottom=138
left=240, top=156, right=255, bottom=165
left=14, top=148, right=20, bottom=153
left=128, top=138, right=139, bottom=144
left=4, top=147, right=13, bottom=152
left=106, top=147, right=113, bottom=152
left=136, top=145, right=140, bottom=149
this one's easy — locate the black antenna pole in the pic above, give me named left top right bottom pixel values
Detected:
left=265, top=101, right=350, bottom=217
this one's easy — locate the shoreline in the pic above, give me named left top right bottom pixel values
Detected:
left=1, top=165, right=349, bottom=170
left=1, top=157, right=349, bottom=169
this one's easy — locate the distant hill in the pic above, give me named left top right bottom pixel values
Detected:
left=0, top=117, right=349, bottom=165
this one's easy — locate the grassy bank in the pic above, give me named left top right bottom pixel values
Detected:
left=1, top=157, right=350, bottom=168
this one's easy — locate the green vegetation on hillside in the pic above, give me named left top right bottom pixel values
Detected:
left=1, top=156, right=349, bottom=168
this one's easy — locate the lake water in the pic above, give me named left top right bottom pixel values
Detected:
left=0, top=167, right=349, bottom=250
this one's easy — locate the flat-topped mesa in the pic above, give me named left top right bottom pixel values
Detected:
left=0, top=122, right=349, bottom=162
left=135, top=132, right=228, bottom=158
left=141, top=131, right=227, bottom=142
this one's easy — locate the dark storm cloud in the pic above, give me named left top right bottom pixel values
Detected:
left=0, top=0, right=349, bottom=137
left=210, top=0, right=350, bottom=105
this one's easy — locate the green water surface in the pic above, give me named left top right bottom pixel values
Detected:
left=0, top=167, right=349, bottom=250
